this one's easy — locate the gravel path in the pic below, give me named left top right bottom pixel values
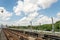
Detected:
left=0, top=29, right=7, bottom=40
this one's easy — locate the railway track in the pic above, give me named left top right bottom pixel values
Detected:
left=3, top=29, right=19, bottom=40
left=2, top=28, right=60, bottom=40
left=2, top=28, right=43, bottom=40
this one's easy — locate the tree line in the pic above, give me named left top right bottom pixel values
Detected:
left=8, top=21, right=60, bottom=32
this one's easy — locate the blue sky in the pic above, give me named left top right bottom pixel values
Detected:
left=0, top=0, right=60, bottom=26
left=0, top=0, right=17, bottom=12
left=39, top=0, right=60, bottom=17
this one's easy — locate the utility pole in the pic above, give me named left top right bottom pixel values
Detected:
left=6, top=24, right=8, bottom=28
left=30, top=21, right=32, bottom=32
left=39, top=23, right=41, bottom=26
left=59, top=22, right=60, bottom=32
left=51, top=17, right=55, bottom=35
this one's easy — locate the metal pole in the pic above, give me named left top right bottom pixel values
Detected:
left=59, top=22, right=60, bottom=32
left=51, top=17, right=55, bottom=34
left=30, top=21, right=32, bottom=32
left=39, top=23, right=41, bottom=26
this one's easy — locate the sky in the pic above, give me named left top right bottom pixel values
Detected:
left=0, top=0, right=60, bottom=26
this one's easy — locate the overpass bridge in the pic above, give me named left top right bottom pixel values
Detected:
left=1, top=28, right=60, bottom=40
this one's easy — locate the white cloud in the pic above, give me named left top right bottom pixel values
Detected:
left=38, top=17, right=50, bottom=24
left=33, top=16, right=52, bottom=25
left=57, top=12, right=60, bottom=17
left=53, top=17, right=60, bottom=22
left=16, top=12, right=38, bottom=26
left=15, top=14, right=60, bottom=26
left=13, top=0, right=57, bottom=15
left=13, top=0, right=58, bottom=26
left=33, top=16, right=60, bottom=25
left=15, top=12, right=60, bottom=26
left=0, top=7, right=12, bottom=20
left=37, top=0, right=57, bottom=9
left=0, top=21, right=16, bottom=26
left=13, top=1, right=23, bottom=15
